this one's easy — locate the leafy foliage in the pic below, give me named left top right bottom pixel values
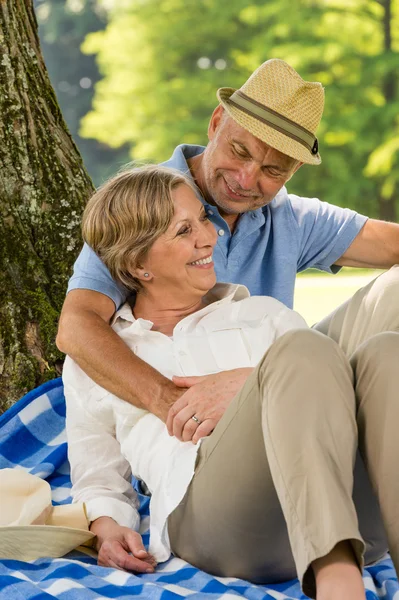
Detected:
left=82, top=1, right=398, bottom=218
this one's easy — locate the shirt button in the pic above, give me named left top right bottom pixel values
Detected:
left=178, top=350, right=186, bottom=357
left=207, top=209, right=214, bottom=216
left=218, top=229, right=225, bottom=236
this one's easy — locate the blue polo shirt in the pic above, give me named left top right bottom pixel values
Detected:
left=67, top=144, right=367, bottom=309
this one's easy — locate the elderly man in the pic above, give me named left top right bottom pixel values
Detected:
left=57, top=58, right=399, bottom=441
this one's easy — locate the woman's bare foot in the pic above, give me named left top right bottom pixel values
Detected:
left=312, top=541, right=365, bottom=600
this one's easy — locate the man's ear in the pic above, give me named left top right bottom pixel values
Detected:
left=286, top=161, right=303, bottom=182
left=208, top=105, right=225, bottom=141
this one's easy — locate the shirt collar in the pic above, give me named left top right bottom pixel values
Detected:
left=203, top=282, right=249, bottom=304
left=111, top=300, right=137, bottom=326
left=162, top=144, right=205, bottom=182
left=112, top=283, right=250, bottom=327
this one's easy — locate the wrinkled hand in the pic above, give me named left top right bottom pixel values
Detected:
left=156, top=377, right=188, bottom=422
left=90, top=517, right=157, bottom=573
left=166, top=368, right=253, bottom=444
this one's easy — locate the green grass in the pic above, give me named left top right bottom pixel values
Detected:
left=294, top=268, right=383, bottom=326
left=297, top=267, right=384, bottom=278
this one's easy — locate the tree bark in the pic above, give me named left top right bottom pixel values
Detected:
left=0, top=0, right=94, bottom=411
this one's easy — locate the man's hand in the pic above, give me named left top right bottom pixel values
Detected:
left=166, top=368, right=253, bottom=444
left=90, top=516, right=156, bottom=573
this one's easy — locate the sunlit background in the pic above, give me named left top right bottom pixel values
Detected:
left=34, top=0, right=398, bottom=323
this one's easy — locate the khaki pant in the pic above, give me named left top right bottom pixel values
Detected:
left=168, top=265, right=399, bottom=598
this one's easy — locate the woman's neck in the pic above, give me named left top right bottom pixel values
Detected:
left=132, top=291, right=205, bottom=336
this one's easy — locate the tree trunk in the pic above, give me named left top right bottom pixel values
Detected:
left=0, top=0, right=94, bottom=412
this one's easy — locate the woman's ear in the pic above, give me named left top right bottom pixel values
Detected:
left=133, top=265, right=153, bottom=282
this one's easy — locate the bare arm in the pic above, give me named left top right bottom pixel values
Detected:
left=336, top=219, right=399, bottom=268
left=57, top=290, right=183, bottom=421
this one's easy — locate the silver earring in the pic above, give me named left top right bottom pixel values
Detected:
left=144, top=273, right=149, bottom=278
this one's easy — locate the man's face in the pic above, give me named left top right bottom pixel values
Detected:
left=197, top=106, right=301, bottom=217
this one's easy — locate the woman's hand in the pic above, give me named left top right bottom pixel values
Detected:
left=90, top=516, right=157, bottom=573
left=166, top=368, right=253, bottom=443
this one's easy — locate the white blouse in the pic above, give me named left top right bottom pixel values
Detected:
left=63, top=283, right=307, bottom=562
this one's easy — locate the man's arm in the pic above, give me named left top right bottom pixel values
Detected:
left=57, top=289, right=182, bottom=421
left=336, top=219, right=399, bottom=268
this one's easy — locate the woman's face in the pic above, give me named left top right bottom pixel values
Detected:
left=140, top=183, right=218, bottom=299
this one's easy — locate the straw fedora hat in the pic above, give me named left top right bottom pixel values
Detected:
left=0, top=469, right=95, bottom=561
left=217, top=58, right=324, bottom=165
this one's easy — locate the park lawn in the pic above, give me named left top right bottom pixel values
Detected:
left=294, top=268, right=383, bottom=326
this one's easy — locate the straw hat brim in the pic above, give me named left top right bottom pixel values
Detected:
left=217, top=87, right=321, bottom=166
left=0, top=526, right=95, bottom=561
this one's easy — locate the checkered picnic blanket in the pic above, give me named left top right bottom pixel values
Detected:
left=0, top=378, right=398, bottom=599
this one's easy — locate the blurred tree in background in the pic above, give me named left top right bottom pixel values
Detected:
left=80, top=0, right=399, bottom=220
left=34, top=0, right=130, bottom=185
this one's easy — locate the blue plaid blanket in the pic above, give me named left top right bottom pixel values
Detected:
left=0, top=379, right=398, bottom=599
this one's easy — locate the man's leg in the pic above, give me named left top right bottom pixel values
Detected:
left=313, top=265, right=399, bottom=356
left=352, top=332, right=399, bottom=576
left=168, top=330, right=366, bottom=598
left=313, top=267, right=396, bottom=563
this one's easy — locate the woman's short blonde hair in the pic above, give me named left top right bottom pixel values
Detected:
left=82, top=165, right=196, bottom=292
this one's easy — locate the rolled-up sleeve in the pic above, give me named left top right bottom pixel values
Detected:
left=288, top=194, right=368, bottom=274
left=65, top=382, right=140, bottom=531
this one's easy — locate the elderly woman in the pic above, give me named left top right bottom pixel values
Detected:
left=63, top=165, right=397, bottom=600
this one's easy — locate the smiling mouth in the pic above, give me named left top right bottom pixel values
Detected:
left=188, top=255, right=213, bottom=266
left=223, top=177, right=255, bottom=199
